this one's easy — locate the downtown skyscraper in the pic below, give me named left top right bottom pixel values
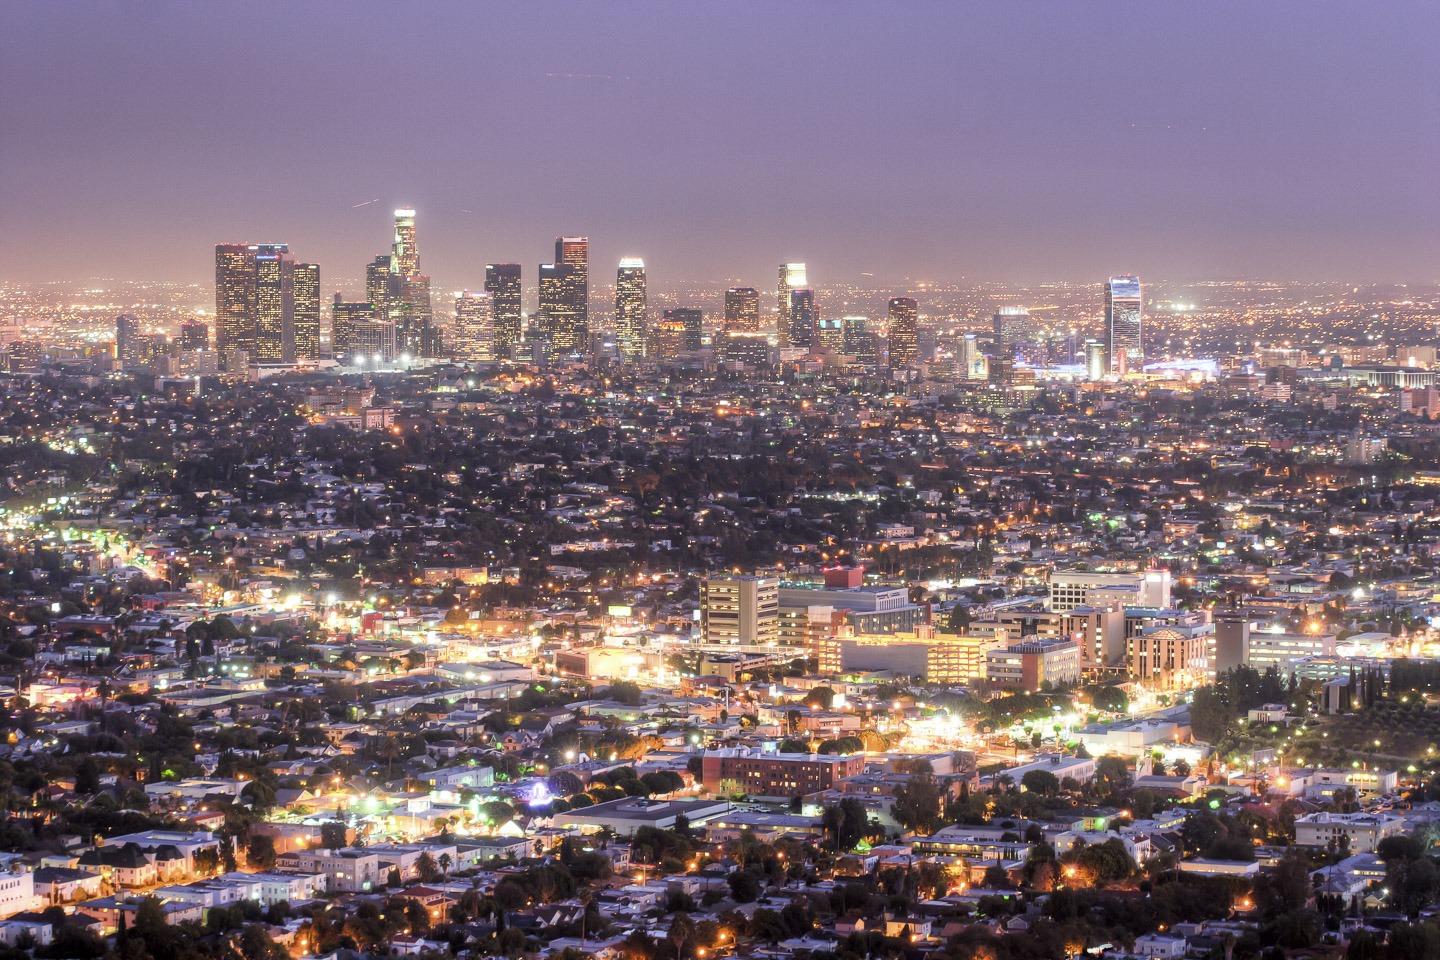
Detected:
left=214, top=243, right=318, bottom=368
left=724, top=287, right=761, bottom=333
left=887, top=297, right=918, bottom=368
left=114, top=314, right=141, bottom=370
left=993, top=306, right=1039, bottom=363
left=452, top=290, right=494, bottom=362
left=777, top=263, right=806, bottom=345
left=786, top=288, right=816, bottom=349
left=664, top=308, right=703, bottom=352
left=556, top=236, right=589, bottom=332
left=484, top=263, right=523, bottom=360
left=538, top=262, right=586, bottom=353
left=392, top=208, right=419, bottom=277
left=614, top=257, right=647, bottom=361
left=388, top=208, right=433, bottom=357
left=292, top=262, right=320, bottom=362
left=1106, top=276, right=1143, bottom=374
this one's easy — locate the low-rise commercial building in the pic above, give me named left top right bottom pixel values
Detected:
left=986, top=637, right=1081, bottom=691
left=700, top=748, right=866, bottom=797
left=550, top=798, right=732, bottom=836
left=1294, top=812, right=1403, bottom=853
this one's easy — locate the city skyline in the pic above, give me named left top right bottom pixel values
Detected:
left=2, top=2, right=1437, bottom=287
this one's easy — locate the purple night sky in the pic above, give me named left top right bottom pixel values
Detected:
left=1, top=1, right=1436, bottom=290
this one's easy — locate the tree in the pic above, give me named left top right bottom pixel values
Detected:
left=1020, top=769, right=1061, bottom=797
left=726, top=870, right=761, bottom=903
left=548, top=771, right=585, bottom=797
left=1254, top=852, right=1311, bottom=918
left=134, top=896, right=167, bottom=932
left=822, top=797, right=870, bottom=851
left=75, top=757, right=101, bottom=795
left=246, top=834, right=276, bottom=875
left=320, top=820, right=348, bottom=853
left=193, top=846, right=221, bottom=876
left=1387, top=922, right=1440, bottom=960
left=1346, top=929, right=1381, bottom=960
left=1084, top=685, right=1129, bottom=714
left=982, top=864, right=1012, bottom=889
left=606, top=681, right=644, bottom=706
left=1091, top=756, right=1131, bottom=797
left=892, top=775, right=944, bottom=835
left=804, top=687, right=836, bottom=710
left=1065, top=838, right=1135, bottom=884
left=417, top=851, right=441, bottom=883
left=668, top=912, right=696, bottom=959
left=238, top=924, right=288, bottom=960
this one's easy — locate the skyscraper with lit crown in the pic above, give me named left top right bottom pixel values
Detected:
left=1106, top=276, right=1143, bottom=374
left=777, top=263, right=806, bottom=344
left=392, top=208, right=419, bottom=277
left=615, top=257, right=647, bottom=360
left=384, top=209, right=432, bottom=356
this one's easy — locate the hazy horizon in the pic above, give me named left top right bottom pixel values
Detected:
left=3, top=1, right=1437, bottom=289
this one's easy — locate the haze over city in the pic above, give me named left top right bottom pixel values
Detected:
left=2, top=1, right=1438, bottom=288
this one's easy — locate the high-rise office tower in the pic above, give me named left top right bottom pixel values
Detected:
left=777, top=263, right=807, bottom=343
left=396, top=274, right=433, bottom=356
left=538, top=262, right=586, bottom=352
left=378, top=210, right=432, bottom=357
left=556, top=236, right=589, bottom=333
left=615, top=257, right=647, bottom=361
left=1106, top=276, right=1143, bottom=374
left=349, top=317, right=398, bottom=364
left=1084, top=339, right=1108, bottom=381
left=485, top=263, right=523, bottom=359
left=252, top=246, right=294, bottom=363
left=664, top=308, right=703, bottom=352
left=960, top=334, right=987, bottom=380
left=179, top=320, right=209, bottom=350
left=816, top=316, right=845, bottom=352
left=331, top=296, right=376, bottom=360
left=993, top=307, right=1039, bottom=362
left=652, top=317, right=686, bottom=360
left=366, top=255, right=395, bottom=317
left=291, top=262, right=320, bottom=362
left=392, top=208, right=419, bottom=277
left=841, top=315, right=866, bottom=352
left=888, top=297, right=919, bottom=368
left=115, top=314, right=140, bottom=370
left=724, top=287, right=760, bottom=333
left=917, top=328, right=939, bottom=364
left=452, top=290, right=494, bottom=362
left=216, top=243, right=295, bottom=366
left=842, top=315, right=875, bottom=362
left=787, top=288, right=816, bottom=348
left=700, top=575, right=780, bottom=646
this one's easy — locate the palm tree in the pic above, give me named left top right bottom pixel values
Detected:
left=437, top=853, right=453, bottom=925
